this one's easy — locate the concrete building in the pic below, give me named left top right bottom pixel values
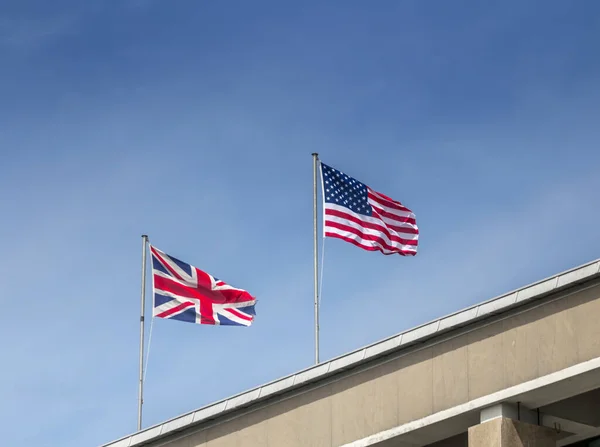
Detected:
left=102, top=259, right=600, bottom=447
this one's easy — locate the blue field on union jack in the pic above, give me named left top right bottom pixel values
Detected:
left=150, top=245, right=256, bottom=326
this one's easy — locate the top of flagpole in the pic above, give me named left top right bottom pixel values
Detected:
left=312, top=153, right=319, bottom=158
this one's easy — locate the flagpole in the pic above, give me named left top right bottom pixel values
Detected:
left=138, top=234, right=148, bottom=431
left=312, top=153, right=320, bottom=364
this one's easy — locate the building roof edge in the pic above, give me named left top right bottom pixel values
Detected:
left=102, top=258, right=600, bottom=447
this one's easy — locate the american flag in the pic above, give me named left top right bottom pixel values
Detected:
left=321, top=162, right=419, bottom=256
left=150, top=245, right=256, bottom=326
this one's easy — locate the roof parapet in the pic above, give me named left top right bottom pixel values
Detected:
left=102, top=258, right=600, bottom=447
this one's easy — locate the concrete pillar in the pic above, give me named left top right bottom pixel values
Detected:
left=469, top=417, right=559, bottom=446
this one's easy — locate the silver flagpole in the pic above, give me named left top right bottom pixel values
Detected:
left=138, top=234, right=148, bottom=431
left=312, top=153, right=320, bottom=364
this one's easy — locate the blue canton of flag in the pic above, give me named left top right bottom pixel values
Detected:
left=322, top=164, right=371, bottom=215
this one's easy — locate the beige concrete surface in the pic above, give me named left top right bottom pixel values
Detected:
left=154, top=283, right=600, bottom=447
left=432, top=334, right=469, bottom=413
left=266, top=384, right=332, bottom=446
left=507, top=419, right=558, bottom=447
left=330, top=358, right=399, bottom=445
left=468, top=417, right=558, bottom=446
left=468, top=418, right=502, bottom=447
left=396, top=347, right=433, bottom=424
left=467, top=323, right=505, bottom=399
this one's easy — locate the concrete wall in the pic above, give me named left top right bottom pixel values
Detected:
left=157, top=283, right=600, bottom=447
left=468, top=417, right=558, bottom=447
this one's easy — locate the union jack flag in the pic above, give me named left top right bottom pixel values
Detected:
left=150, top=245, right=256, bottom=326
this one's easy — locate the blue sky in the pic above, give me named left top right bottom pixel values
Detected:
left=2, top=1, right=600, bottom=446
